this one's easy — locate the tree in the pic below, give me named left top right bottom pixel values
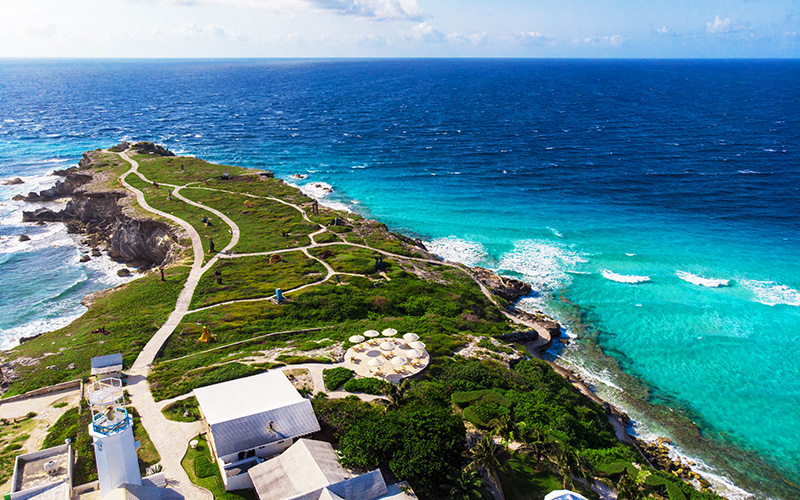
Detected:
left=470, top=435, right=505, bottom=500
left=441, top=468, right=492, bottom=500
left=386, top=379, right=410, bottom=409
left=616, top=471, right=643, bottom=500
left=550, top=442, right=594, bottom=490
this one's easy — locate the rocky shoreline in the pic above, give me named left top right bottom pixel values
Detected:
left=19, top=148, right=183, bottom=269
left=8, top=144, right=720, bottom=496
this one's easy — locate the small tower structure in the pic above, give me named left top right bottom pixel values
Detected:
left=87, top=378, right=141, bottom=498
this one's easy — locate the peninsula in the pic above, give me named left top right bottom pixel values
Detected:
left=0, top=143, right=722, bottom=500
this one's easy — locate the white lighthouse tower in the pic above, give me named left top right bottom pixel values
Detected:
left=87, top=377, right=142, bottom=498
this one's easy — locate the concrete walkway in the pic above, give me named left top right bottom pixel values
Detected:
left=117, top=151, right=218, bottom=500
left=108, top=151, right=564, bottom=500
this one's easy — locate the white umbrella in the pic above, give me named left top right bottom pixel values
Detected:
left=380, top=341, right=396, bottom=351
left=349, top=335, right=365, bottom=343
left=368, top=357, right=385, bottom=367
left=543, top=491, right=589, bottom=500
left=402, top=332, right=419, bottom=342
left=405, top=349, right=422, bottom=359
left=409, top=341, right=426, bottom=351
left=364, top=330, right=380, bottom=338
left=382, top=328, right=398, bottom=337
left=391, top=356, right=407, bottom=367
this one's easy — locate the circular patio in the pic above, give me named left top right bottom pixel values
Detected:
left=343, top=336, right=430, bottom=384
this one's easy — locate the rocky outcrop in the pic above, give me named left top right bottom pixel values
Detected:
left=22, top=173, right=181, bottom=269
left=471, top=267, right=533, bottom=302
left=3, top=177, right=24, bottom=185
left=108, top=219, right=179, bottom=266
left=132, top=141, right=174, bottom=157
left=12, top=169, right=92, bottom=202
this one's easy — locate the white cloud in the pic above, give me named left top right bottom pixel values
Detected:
left=446, top=32, right=487, bottom=45
left=706, top=15, right=732, bottom=34
left=126, top=0, right=424, bottom=20
left=514, top=31, right=553, bottom=45
left=271, top=32, right=305, bottom=46
left=309, top=0, right=424, bottom=20
left=354, top=33, right=389, bottom=47
left=174, top=22, right=244, bottom=40
left=24, top=23, right=60, bottom=38
left=409, top=22, right=445, bottom=43
left=576, top=34, right=624, bottom=47
left=657, top=26, right=669, bottom=35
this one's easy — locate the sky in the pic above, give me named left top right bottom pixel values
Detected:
left=0, top=0, right=797, bottom=58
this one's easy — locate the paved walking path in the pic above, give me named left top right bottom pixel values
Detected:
left=105, top=149, right=565, bottom=500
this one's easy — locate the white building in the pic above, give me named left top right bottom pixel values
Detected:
left=91, top=353, right=124, bottom=379
left=87, top=378, right=142, bottom=499
left=248, top=439, right=388, bottom=500
left=11, top=444, right=73, bottom=500
left=193, top=371, right=321, bottom=491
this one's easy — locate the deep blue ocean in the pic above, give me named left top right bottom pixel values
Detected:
left=1, top=59, right=798, bottom=499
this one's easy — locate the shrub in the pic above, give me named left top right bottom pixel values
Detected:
left=665, top=481, right=687, bottom=500
left=323, top=367, right=354, bottom=391
left=462, top=400, right=510, bottom=428
left=451, top=389, right=512, bottom=408
left=343, top=377, right=389, bottom=395
left=597, top=461, right=632, bottom=475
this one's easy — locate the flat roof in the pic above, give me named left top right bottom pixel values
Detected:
left=193, top=371, right=305, bottom=424
left=13, top=444, right=71, bottom=493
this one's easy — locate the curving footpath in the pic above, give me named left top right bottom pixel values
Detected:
left=111, top=149, right=594, bottom=499
left=118, top=151, right=216, bottom=500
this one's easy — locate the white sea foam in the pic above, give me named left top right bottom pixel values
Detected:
left=739, top=279, right=800, bottom=307
left=423, top=237, right=488, bottom=267
left=288, top=180, right=353, bottom=213
left=625, top=253, right=636, bottom=256
left=497, top=239, right=586, bottom=291
left=601, top=270, right=651, bottom=284
left=0, top=313, right=85, bottom=350
left=547, top=227, right=564, bottom=238
left=676, top=271, right=730, bottom=288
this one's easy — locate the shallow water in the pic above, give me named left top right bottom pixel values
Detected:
left=1, top=59, right=798, bottom=498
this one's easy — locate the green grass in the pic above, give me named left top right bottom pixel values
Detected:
left=2, top=265, right=190, bottom=397
left=179, top=188, right=320, bottom=254
left=309, top=245, right=389, bottom=275
left=181, top=434, right=256, bottom=500
left=150, top=362, right=266, bottom=402
left=189, top=252, right=327, bottom=309
left=0, top=414, right=38, bottom=487
left=322, top=367, right=354, bottom=391
left=162, top=396, right=201, bottom=422
left=124, top=173, right=232, bottom=255
left=130, top=406, right=161, bottom=472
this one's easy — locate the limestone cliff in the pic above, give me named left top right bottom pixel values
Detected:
left=21, top=153, right=182, bottom=268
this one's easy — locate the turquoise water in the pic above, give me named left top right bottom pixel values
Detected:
left=0, top=59, right=798, bottom=498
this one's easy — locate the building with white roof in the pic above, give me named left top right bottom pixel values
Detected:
left=11, top=444, right=73, bottom=500
left=91, top=353, right=124, bottom=378
left=193, top=371, right=321, bottom=491
left=248, top=439, right=388, bottom=500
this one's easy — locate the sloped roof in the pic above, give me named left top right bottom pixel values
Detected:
left=249, top=439, right=388, bottom=500
left=249, top=439, right=350, bottom=500
left=210, top=399, right=320, bottom=458
left=194, top=371, right=305, bottom=424
left=91, top=353, right=123, bottom=375
left=194, top=371, right=320, bottom=457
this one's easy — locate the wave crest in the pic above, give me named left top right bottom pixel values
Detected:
left=739, top=279, right=800, bottom=307
left=424, top=237, right=487, bottom=267
left=601, top=270, right=651, bottom=284
left=498, top=239, right=586, bottom=291
left=676, top=271, right=730, bottom=288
